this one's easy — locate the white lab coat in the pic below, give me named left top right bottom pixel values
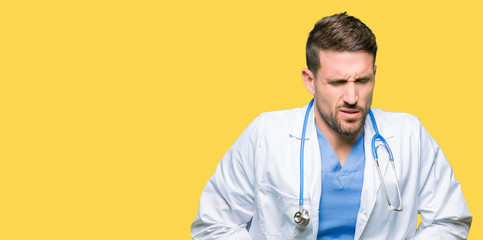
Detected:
left=191, top=104, right=472, bottom=239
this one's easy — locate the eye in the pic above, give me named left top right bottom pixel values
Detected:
left=356, top=78, right=371, bottom=84
left=329, top=80, right=345, bottom=86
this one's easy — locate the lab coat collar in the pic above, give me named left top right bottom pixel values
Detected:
left=289, top=104, right=393, bottom=140
left=288, top=105, right=394, bottom=142
left=288, top=103, right=315, bottom=141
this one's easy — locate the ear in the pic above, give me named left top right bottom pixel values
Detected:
left=373, top=65, right=377, bottom=75
left=302, top=68, right=316, bottom=95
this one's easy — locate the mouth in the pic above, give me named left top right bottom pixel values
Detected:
left=339, top=108, right=361, bottom=119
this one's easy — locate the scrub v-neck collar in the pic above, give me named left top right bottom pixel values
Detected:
left=315, top=125, right=365, bottom=188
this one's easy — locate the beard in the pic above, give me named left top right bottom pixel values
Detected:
left=316, top=101, right=369, bottom=137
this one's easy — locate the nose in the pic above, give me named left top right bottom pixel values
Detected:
left=343, top=82, right=358, bottom=105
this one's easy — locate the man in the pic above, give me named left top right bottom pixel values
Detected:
left=191, top=13, right=472, bottom=239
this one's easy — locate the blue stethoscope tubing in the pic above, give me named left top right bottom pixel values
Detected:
left=299, top=99, right=314, bottom=207
left=296, top=99, right=403, bottom=227
left=368, top=108, right=403, bottom=212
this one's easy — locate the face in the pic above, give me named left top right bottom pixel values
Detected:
left=302, top=50, right=376, bottom=137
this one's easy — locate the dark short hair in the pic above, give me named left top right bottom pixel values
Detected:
left=306, top=12, right=377, bottom=76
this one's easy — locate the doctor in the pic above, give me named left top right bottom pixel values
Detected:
left=191, top=13, right=472, bottom=239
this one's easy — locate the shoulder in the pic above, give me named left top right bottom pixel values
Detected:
left=258, top=105, right=306, bottom=126
left=259, top=106, right=305, bottom=121
left=370, top=108, right=421, bottom=128
left=252, top=105, right=308, bottom=139
left=370, top=108, right=425, bottom=140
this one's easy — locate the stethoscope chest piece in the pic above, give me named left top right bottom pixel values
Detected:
left=294, top=209, right=310, bottom=228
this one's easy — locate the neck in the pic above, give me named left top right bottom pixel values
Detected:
left=314, top=108, right=363, bottom=166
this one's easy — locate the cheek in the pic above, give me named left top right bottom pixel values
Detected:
left=360, top=87, right=375, bottom=104
left=316, top=87, right=338, bottom=107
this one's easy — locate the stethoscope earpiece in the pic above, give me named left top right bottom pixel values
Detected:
left=294, top=209, right=310, bottom=228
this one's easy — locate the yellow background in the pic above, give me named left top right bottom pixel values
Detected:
left=1, top=0, right=481, bottom=239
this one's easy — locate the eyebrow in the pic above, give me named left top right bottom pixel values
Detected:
left=326, top=74, right=375, bottom=82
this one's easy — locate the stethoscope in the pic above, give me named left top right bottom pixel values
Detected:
left=294, top=99, right=403, bottom=228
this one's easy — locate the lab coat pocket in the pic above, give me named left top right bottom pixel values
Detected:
left=257, top=183, right=301, bottom=240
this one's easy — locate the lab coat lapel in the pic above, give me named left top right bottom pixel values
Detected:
left=288, top=103, right=321, bottom=239
left=355, top=109, right=394, bottom=239
left=304, top=107, right=322, bottom=240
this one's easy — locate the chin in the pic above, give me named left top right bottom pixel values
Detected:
left=340, top=122, right=364, bottom=136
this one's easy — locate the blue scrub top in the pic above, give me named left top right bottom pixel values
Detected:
left=316, top=126, right=365, bottom=240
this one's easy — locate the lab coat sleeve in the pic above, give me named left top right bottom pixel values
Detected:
left=191, top=116, right=260, bottom=240
left=409, top=121, right=472, bottom=239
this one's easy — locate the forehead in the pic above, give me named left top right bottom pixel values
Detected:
left=318, top=50, right=374, bottom=78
